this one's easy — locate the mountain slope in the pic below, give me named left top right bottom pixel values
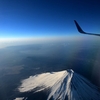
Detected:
left=17, top=69, right=100, bottom=100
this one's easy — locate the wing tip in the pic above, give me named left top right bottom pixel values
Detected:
left=74, top=20, right=86, bottom=34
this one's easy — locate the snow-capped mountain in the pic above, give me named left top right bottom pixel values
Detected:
left=16, top=69, right=100, bottom=100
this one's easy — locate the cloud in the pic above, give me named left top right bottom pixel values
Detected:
left=0, top=36, right=86, bottom=48
left=14, top=97, right=24, bottom=100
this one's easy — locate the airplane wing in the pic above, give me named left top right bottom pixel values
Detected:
left=74, top=20, right=100, bottom=36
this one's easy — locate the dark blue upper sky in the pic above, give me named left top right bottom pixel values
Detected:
left=0, top=0, right=100, bottom=38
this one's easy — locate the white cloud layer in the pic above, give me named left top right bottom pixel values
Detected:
left=0, top=36, right=89, bottom=48
left=14, top=97, right=24, bottom=100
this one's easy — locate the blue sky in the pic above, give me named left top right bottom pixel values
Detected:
left=0, top=0, right=100, bottom=38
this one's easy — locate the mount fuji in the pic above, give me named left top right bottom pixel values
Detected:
left=15, top=69, right=100, bottom=100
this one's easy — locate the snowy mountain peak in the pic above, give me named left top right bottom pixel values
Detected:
left=18, top=69, right=100, bottom=100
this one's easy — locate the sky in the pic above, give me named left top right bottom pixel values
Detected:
left=0, top=0, right=100, bottom=39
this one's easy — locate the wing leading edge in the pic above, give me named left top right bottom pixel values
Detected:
left=74, top=20, right=100, bottom=36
